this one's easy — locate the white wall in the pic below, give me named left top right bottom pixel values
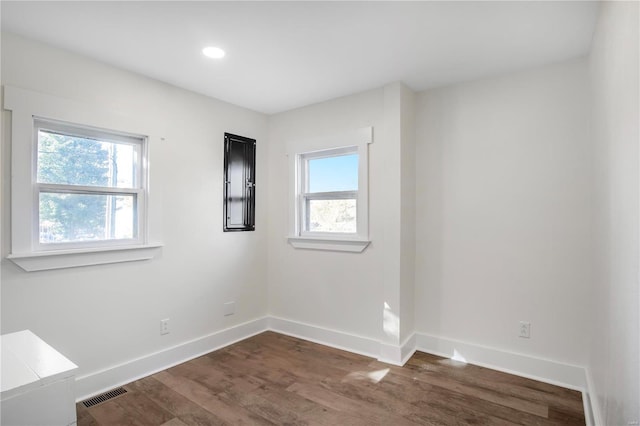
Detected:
left=266, top=88, right=385, bottom=341
left=399, top=85, right=416, bottom=344
left=588, top=2, right=640, bottom=425
left=266, top=82, right=417, bottom=363
left=3, top=8, right=637, bottom=419
left=1, top=33, right=269, bottom=389
left=414, top=59, right=593, bottom=366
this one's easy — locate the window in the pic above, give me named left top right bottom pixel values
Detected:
left=4, top=84, right=160, bottom=271
left=223, top=133, right=256, bottom=232
left=299, top=147, right=358, bottom=235
left=35, top=118, right=146, bottom=249
left=288, top=127, right=372, bottom=252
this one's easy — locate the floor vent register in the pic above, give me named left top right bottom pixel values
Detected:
left=81, top=387, right=128, bottom=408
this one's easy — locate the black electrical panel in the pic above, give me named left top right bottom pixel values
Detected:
left=223, top=133, right=256, bottom=232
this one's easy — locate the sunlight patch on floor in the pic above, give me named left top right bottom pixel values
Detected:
left=343, top=368, right=390, bottom=384
left=436, top=349, right=469, bottom=368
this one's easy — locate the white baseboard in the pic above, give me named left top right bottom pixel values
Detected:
left=267, top=320, right=592, bottom=406
left=378, top=333, right=416, bottom=365
left=269, top=316, right=417, bottom=366
left=401, top=333, right=417, bottom=365
left=379, top=342, right=403, bottom=365
left=268, top=316, right=380, bottom=359
left=75, top=315, right=596, bottom=425
left=415, top=333, right=586, bottom=391
left=75, top=316, right=269, bottom=401
left=415, top=333, right=599, bottom=425
left=583, top=368, right=603, bottom=426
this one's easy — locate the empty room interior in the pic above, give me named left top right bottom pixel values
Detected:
left=0, top=1, right=638, bottom=425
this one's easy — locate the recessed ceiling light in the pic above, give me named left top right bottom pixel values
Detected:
left=202, top=46, right=225, bottom=59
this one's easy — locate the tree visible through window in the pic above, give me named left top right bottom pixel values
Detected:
left=35, top=119, right=145, bottom=247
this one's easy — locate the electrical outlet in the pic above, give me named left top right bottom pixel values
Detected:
left=223, top=301, right=235, bottom=316
left=160, top=318, right=170, bottom=335
left=518, top=321, right=531, bottom=338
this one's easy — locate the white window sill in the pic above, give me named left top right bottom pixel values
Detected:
left=7, top=243, right=163, bottom=272
left=287, top=236, right=370, bottom=253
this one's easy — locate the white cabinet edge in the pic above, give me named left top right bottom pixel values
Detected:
left=1, top=330, right=78, bottom=400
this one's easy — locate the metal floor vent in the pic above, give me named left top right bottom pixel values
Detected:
left=82, top=387, right=128, bottom=408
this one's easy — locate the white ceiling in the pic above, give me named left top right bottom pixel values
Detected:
left=1, top=1, right=598, bottom=114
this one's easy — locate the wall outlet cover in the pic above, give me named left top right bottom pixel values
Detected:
left=224, top=301, right=235, bottom=316
left=518, top=321, right=531, bottom=338
left=160, top=318, right=170, bottom=335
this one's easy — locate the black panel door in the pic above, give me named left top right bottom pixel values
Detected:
left=223, top=133, right=256, bottom=232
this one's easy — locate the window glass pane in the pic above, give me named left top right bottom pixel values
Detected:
left=37, top=129, right=138, bottom=188
left=39, top=192, right=136, bottom=243
left=308, top=154, right=358, bottom=193
left=307, top=199, right=356, bottom=233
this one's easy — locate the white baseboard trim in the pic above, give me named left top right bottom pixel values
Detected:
left=269, top=316, right=418, bottom=366
left=378, top=342, right=402, bottom=365
left=268, top=316, right=381, bottom=360
left=378, top=333, right=417, bottom=366
left=583, top=368, right=603, bottom=426
left=75, top=315, right=596, bottom=423
left=401, top=333, right=417, bottom=365
left=74, top=316, right=269, bottom=402
left=415, top=333, right=586, bottom=391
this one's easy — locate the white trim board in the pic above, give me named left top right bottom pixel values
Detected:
left=75, top=315, right=411, bottom=401
left=269, top=318, right=589, bottom=391
left=268, top=316, right=380, bottom=360
left=269, top=316, right=414, bottom=367
left=264, top=323, right=596, bottom=423
left=414, top=333, right=587, bottom=391
left=74, top=316, right=269, bottom=402
left=414, top=333, right=596, bottom=425
left=583, top=368, right=603, bottom=426
left=74, top=315, right=595, bottom=424
left=379, top=334, right=417, bottom=366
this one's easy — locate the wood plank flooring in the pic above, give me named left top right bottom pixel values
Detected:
left=77, top=331, right=585, bottom=425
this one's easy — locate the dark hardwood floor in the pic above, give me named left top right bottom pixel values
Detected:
left=77, top=331, right=585, bottom=425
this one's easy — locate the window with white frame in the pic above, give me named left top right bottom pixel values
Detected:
left=34, top=118, right=147, bottom=250
left=4, top=85, right=160, bottom=271
left=299, top=147, right=358, bottom=235
left=288, top=127, right=372, bottom=252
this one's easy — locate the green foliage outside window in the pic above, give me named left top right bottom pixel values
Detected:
left=38, top=131, right=113, bottom=242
